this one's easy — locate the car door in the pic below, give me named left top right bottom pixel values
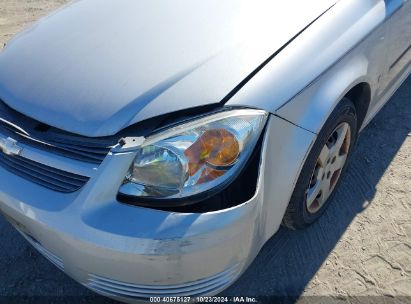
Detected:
left=383, top=0, right=411, bottom=86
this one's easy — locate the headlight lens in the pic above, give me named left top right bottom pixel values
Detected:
left=119, top=109, right=268, bottom=202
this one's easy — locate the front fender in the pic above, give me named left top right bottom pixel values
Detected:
left=275, top=55, right=372, bottom=134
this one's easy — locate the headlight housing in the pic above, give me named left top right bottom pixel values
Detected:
left=118, top=109, right=268, bottom=206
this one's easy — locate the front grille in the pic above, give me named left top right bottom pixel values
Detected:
left=21, top=232, right=65, bottom=271
left=30, top=238, right=65, bottom=271
left=86, top=264, right=240, bottom=299
left=0, top=152, right=89, bottom=193
left=0, top=101, right=117, bottom=164
left=0, top=100, right=116, bottom=193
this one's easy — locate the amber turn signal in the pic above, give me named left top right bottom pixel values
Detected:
left=184, top=129, right=240, bottom=177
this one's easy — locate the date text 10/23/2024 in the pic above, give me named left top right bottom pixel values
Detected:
left=150, top=297, right=258, bottom=303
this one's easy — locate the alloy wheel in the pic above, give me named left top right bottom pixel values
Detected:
left=306, top=122, right=351, bottom=214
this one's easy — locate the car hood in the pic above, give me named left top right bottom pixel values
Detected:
left=0, top=0, right=336, bottom=137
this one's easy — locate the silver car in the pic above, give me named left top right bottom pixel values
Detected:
left=0, top=0, right=410, bottom=302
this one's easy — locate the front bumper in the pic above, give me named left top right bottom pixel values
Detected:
left=0, top=115, right=315, bottom=302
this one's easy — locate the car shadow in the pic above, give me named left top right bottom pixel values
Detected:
left=222, top=75, right=411, bottom=301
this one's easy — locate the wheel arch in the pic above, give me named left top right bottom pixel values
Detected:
left=344, top=82, right=372, bottom=131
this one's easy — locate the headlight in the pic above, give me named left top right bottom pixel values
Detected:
left=118, top=109, right=268, bottom=205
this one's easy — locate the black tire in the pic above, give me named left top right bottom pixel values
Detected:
left=282, top=98, right=358, bottom=230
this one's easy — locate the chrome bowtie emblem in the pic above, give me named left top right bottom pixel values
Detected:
left=0, top=137, right=23, bottom=156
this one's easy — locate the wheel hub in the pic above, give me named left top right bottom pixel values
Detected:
left=306, top=122, right=351, bottom=214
